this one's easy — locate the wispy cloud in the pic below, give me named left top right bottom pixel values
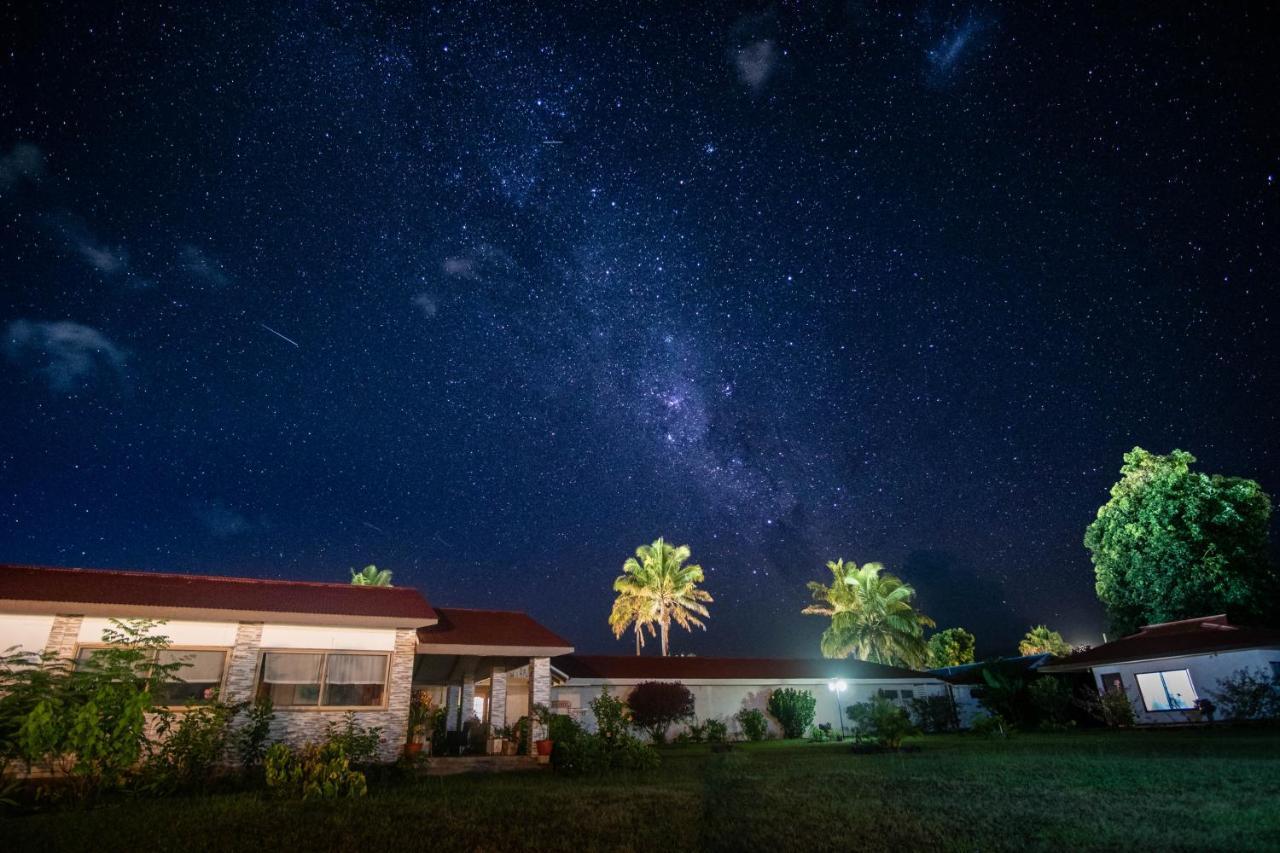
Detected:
left=0, top=142, right=44, bottom=191
left=926, top=15, right=993, bottom=81
left=193, top=500, right=261, bottom=537
left=734, top=40, right=778, bottom=91
left=441, top=257, right=477, bottom=280
left=411, top=293, right=439, bottom=319
left=4, top=319, right=128, bottom=393
left=178, top=244, right=232, bottom=288
left=46, top=213, right=151, bottom=287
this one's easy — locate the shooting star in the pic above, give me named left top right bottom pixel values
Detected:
left=260, top=323, right=299, bottom=348
left=361, top=521, right=386, bottom=534
left=540, top=139, right=563, bottom=145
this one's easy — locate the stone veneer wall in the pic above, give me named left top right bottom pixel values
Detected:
left=43, top=614, right=83, bottom=659
left=529, top=656, right=551, bottom=748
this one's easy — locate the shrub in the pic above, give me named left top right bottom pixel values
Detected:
left=703, top=718, right=728, bottom=743
left=767, top=688, right=816, bottom=739
left=908, top=695, right=958, bottom=733
left=264, top=741, right=367, bottom=800
left=847, top=696, right=918, bottom=748
left=735, top=708, right=768, bottom=742
left=807, top=724, right=834, bottom=743
left=628, top=681, right=696, bottom=743
left=235, top=697, right=275, bottom=770
left=1083, top=687, right=1136, bottom=728
left=1027, top=676, right=1074, bottom=729
left=970, top=712, right=1010, bottom=737
left=547, top=712, right=583, bottom=744
left=590, top=688, right=632, bottom=745
left=145, top=698, right=241, bottom=790
left=323, top=713, right=383, bottom=764
left=1212, top=668, right=1280, bottom=720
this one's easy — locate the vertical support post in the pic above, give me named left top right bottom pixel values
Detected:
left=489, top=666, right=507, bottom=754
left=527, top=656, right=551, bottom=753
left=445, top=683, right=461, bottom=732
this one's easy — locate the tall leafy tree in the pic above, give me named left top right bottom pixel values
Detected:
left=926, top=627, right=977, bottom=669
left=802, top=559, right=935, bottom=668
left=612, top=538, right=712, bottom=656
left=350, top=564, right=393, bottom=586
left=1084, top=447, right=1275, bottom=635
left=1018, top=625, right=1071, bottom=657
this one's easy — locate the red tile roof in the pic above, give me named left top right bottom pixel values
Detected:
left=1041, top=615, right=1280, bottom=672
left=0, top=563, right=435, bottom=625
left=556, top=655, right=932, bottom=681
left=416, top=607, right=573, bottom=652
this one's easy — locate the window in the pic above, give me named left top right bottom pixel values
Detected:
left=1135, top=669, right=1198, bottom=712
left=1099, top=672, right=1123, bottom=694
left=257, top=651, right=388, bottom=708
left=877, top=689, right=899, bottom=700
left=900, top=689, right=914, bottom=701
left=74, top=646, right=227, bottom=705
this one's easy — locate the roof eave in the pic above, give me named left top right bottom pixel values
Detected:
left=416, top=642, right=575, bottom=657
left=0, top=598, right=438, bottom=630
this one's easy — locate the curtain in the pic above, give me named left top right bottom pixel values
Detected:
left=324, top=653, right=386, bottom=685
left=157, top=650, right=225, bottom=681
left=263, top=652, right=323, bottom=684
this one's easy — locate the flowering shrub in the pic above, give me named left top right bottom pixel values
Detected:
left=264, top=742, right=367, bottom=800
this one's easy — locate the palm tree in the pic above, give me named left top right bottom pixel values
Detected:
left=608, top=591, right=655, bottom=656
left=612, top=537, right=712, bottom=656
left=1018, top=625, right=1071, bottom=656
left=802, top=559, right=934, bottom=667
left=350, top=564, right=393, bottom=586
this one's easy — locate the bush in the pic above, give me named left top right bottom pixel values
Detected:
left=323, top=713, right=383, bottom=764
left=145, top=698, right=241, bottom=790
left=767, top=688, right=816, bottom=739
left=908, top=695, right=958, bottom=733
left=735, top=708, right=768, bottom=742
left=807, top=724, right=834, bottom=743
left=264, top=741, right=367, bottom=800
left=1082, top=687, right=1136, bottom=728
left=627, top=681, right=695, bottom=744
left=235, top=697, right=275, bottom=770
left=1027, top=676, right=1074, bottom=730
left=547, top=713, right=583, bottom=744
left=970, top=712, right=1010, bottom=737
left=1212, top=668, right=1280, bottom=720
left=846, top=696, right=917, bottom=748
left=703, top=718, right=728, bottom=743
left=590, top=689, right=631, bottom=745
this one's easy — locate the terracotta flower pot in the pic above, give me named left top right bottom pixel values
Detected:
left=535, top=738, right=554, bottom=756
left=404, top=742, right=423, bottom=757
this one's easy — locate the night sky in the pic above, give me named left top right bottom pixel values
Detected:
left=2, top=3, right=1277, bottom=659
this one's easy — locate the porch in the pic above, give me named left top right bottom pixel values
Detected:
left=410, top=607, right=574, bottom=757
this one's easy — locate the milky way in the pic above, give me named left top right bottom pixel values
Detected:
left=1, top=2, right=1277, bottom=657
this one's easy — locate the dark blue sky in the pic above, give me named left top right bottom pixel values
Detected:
left=2, top=2, right=1276, bottom=658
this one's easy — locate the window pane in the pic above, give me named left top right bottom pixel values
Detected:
left=152, top=650, right=226, bottom=705
left=324, top=654, right=386, bottom=684
left=1136, top=670, right=1198, bottom=711
left=258, top=652, right=322, bottom=706
left=323, top=682, right=385, bottom=706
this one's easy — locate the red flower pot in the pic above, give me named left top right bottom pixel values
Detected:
left=535, top=738, right=554, bottom=756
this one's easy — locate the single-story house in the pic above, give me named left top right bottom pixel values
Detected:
left=0, top=563, right=572, bottom=761
left=930, top=653, right=1053, bottom=727
left=1040, top=614, right=1280, bottom=725
left=552, top=655, right=951, bottom=739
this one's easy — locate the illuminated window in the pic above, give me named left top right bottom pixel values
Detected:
left=256, top=651, right=388, bottom=708
left=1099, top=672, right=1123, bottom=694
left=75, top=646, right=227, bottom=705
left=1134, top=669, right=1197, bottom=712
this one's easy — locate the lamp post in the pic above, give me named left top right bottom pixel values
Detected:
left=828, top=678, right=848, bottom=740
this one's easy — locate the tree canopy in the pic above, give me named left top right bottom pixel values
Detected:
left=1084, top=447, right=1275, bottom=635
left=1018, top=625, right=1071, bottom=657
left=926, top=627, right=976, bottom=669
left=802, top=559, right=934, bottom=668
left=612, top=538, right=712, bottom=656
left=349, top=565, right=393, bottom=586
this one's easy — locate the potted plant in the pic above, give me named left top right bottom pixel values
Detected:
left=405, top=690, right=435, bottom=757
left=533, top=703, right=555, bottom=757
left=491, top=724, right=515, bottom=755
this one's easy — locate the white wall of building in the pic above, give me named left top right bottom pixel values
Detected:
left=1089, top=647, right=1280, bottom=725
left=0, top=613, right=56, bottom=654
left=78, top=617, right=240, bottom=647
left=259, top=623, right=397, bottom=651
left=553, top=677, right=948, bottom=739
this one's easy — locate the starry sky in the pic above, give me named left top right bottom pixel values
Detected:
left=2, top=2, right=1277, bottom=659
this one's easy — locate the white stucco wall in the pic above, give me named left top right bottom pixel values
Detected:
left=553, top=677, right=948, bottom=739
left=78, top=616, right=240, bottom=647
left=259, top=623, right=397, bottom=651
left=0, top=613, right=56, bottom=654
left=1089, top=647, right=1280, bottom=724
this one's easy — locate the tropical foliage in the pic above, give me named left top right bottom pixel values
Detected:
left=846, top=695, right=918, bottom=748
left=926, top=627, right=976, bottom=669
left=350, top=564, right=393, bottom=586
left=734, top=707, right=768, bottom=741
left=1084, top=447, right=1275, bottom=635
left=627, top=681, right=696, bottom=743
left=611, top=537, right=712, bottom=656
left=1018, top=625, right=1071, bottom=657
left=802, top=559, right=934, bottom=667
left=766, top=688, right=816, bottom=739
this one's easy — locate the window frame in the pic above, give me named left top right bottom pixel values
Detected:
left=1133, top=668, right=1198, bottom=713
left=72, top=643, right=231, bottom=711
left=255, top=648, right=392, bottom=711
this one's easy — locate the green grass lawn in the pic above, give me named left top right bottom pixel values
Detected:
left=5, top=728, right=1279, bottom=852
